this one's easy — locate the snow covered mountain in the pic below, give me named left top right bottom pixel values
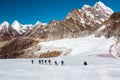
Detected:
left=0, top=21, right=19, bottom=41
left=66, top=1, right=113, bottom=29
left=11, top=20, right=46, bottom=35
left=0, top=1, right=113, bottom=41
left=23, top=21, right=47, bottom=39
left=12, top=20, right=33, bottom=34
left=0, top=21, right=38, bottom=41
left=24, top=1, right=113, bottom=40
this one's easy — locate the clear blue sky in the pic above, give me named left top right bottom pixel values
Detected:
left=0, top=0, right=119, bottom=24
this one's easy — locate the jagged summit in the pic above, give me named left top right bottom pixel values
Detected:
left=0, top=21, right=10, bottom=32
left=35, top=21, right=42, bottom=25
left=0, top=20, right=45, bottom=39
left=35, top=21, right=47, bottom=26
left=12, top=20, right=22, bottom=34
left=0, top=20, right=34, bottom=41
left=12, top=20, right=34, bottom=34
left=0, top=21, right=19, bottom=41
left=82, top=5, right=91, bottom=10
left=94, top=1, right=113, bottom=14
left=1, top=21, right=10, bottom=28
left=66, top=1, right=113, bottom=31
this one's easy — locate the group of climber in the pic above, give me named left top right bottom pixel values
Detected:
left=31, top=59, right=64, bottom=66
left=31, top=59, right=88, bottom=66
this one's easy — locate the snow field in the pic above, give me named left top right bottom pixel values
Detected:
left=0, top=35, right=120, bottom=80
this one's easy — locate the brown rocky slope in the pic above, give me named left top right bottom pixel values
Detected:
left=96, top=12, right=120, bottom=38
left=0, top=38, right=39, bottom=58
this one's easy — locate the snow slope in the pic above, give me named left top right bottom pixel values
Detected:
left=35, top=35, right=115, bottom=57
left=0, top=55, right=120, bottom=80
left=0, top=35, right=120, bottom=80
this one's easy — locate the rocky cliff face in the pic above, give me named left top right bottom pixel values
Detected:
left=66, top=1, right=113, bottom=30
left=0, top=38, right=39, bottom=58
left=23, top=21, right=47, bottom=39
left=96, top=12, right=120, bottom=38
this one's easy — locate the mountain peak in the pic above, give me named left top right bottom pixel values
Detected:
left=12, top=20, right=21, bottom=26
left=35, top=21, right=41, bottom=25
left=12, top=20, right=26, bottom=34
left=35, top=21, right=47, bottom=25
left=94, top=1, right=113, bottom=14
left=12, top=20, right=20, bottom=24
left=94, top=1, right=106, bottom=8
left=95, top=1, right=105, bottom=6
left=0, top=21, right=10, bottom=32
left=1, top=21, right=10, bottom=27
left=12, top=20, right=21, bottom=31
left=82, top=5, right=91, bottom=10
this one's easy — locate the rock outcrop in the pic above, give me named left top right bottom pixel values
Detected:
left=0, top=38, right=39, bottom=58
left=96, top=12, right=120, bottom=38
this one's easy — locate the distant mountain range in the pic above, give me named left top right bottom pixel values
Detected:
left=0, top=20, right=45, bottom=41
left=0, top=1, right=120, bottom=58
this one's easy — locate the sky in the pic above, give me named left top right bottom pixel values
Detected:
left=0, top=0, right=119, bottom=24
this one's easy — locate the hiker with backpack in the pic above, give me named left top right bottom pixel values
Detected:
left=45, top=60, right=47, bottom=65
left=31, top=60, right=34, bottom=64
left=55, top=61, right=58, bottom=65
left=39, top=60, right=41, bottom=64
left=48, top=59, right=51, bottom=65
left=83, top=61, right=87, bottom=66
left=61, top=60, right=64, bottom=66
